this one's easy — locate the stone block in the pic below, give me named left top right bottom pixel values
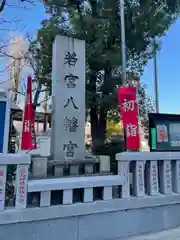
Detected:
left=100, top=155, right=110, bottom=173
left=54, top=165, right=64, bottom=177
left=85, top=164, right=94, bottom=174
left=32, top=157, right=47, bottom=178
left=70, top=164, right=79, bottom=175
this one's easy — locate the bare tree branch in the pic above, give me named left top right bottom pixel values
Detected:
left=0, top=0, right=6, bottom=14
left=37, top=96, right=51, bottom=106
left=12, top=88, right=25, bottom=96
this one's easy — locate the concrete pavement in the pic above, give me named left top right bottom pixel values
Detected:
left=128, top=227, right=180, bottom=239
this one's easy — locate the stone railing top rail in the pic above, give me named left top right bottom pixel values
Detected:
left=28, top=175, right=122, bottom=192
left=48, top=158, right=100, bottom=166
left=47, top=155, right=102, bottom=165
left=116, top=151, right=180, bottom=161
left=0, top=153, right=30, bottom=165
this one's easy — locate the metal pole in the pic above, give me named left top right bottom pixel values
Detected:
left=154, top=52, right=159, bottom=113
left=119, top=0, right=126, bottom=84
left=136, top=81, right=141, bottom=151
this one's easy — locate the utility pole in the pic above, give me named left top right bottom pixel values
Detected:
left=154, top=51, right=159, bottom=113
left=119, top=0, right=126, bottom=84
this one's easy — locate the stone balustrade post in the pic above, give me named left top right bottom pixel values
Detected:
left=70, top=164, right=79, bottom=175
left=0, top=154, right=30, bottom=210
left=159, top=160, right=172, bottom=195
left=116, top=153, right=130, bottom=198
left=40, top=191, right=51, bottom=207
left=132, top=160, right=145, bottom=197
left=85, top=164, right=94, bottom=174
left=54, top=165, right=64, bottom=177
left=84, top=188, right=93, bottom=202
left=172, top=160, right=180, bottom=193
left=100, top=155, right=110, bottom=174
left=15, top=160, right=31, bottom=209
left=0, top=165, right=7, bottom=210
left=63, top=189, right=73, bottom=204
left=146, top=160, right=159, bottom=196
left=31, top=156, right=48, bottom=179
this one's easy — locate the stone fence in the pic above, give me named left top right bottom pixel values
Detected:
left=117, top=151, right=180, bottom=197
left=31, top=155, right=111, bottom=179
left=1, top=152, right=180, bottom=239
left=0, top=154, right=30, bottom=210
left=1, top=151, right=180, bottom=209
left=28, top=175, right=122, bottom=207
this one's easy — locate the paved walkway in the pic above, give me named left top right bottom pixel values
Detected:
left=128, top=227, right=180, bottom=239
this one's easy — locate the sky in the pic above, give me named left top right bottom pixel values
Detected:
left=142, top=18, right=180, bottom=114
left=1, top=1, right=180, bottom=114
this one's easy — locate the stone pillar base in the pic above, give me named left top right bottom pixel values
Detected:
left=70, top=164, right=79, bottom=175
left=85, top=163, right=94, bottom=174
left=32, top=157, right=48, bottom=178
left=100, top=156, right=110, bottom=174
left=54, top=165, right=64, bottom=177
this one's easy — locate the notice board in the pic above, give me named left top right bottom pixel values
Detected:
left=149, top=113, right=180, bottom=151
left=0, top=102, right=6, bottom=153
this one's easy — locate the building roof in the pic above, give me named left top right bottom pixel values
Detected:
left=10, top=102, right=21, bottom=111
left=11, top=108, right=51, bottom=123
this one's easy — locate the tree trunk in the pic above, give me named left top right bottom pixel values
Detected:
left=90, top=107, right=107, bottom=153
left=90, top=64, right=110, bottom=152
left=90, top=107, right=99, bottom=151
left=89, top=71, right=99, bottom=151
left=98, top=107, right=107, bottom=144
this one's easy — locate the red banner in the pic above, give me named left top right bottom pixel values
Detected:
left=21, top=76, right=37, bottom=150
left=118, top=86, right=140, bottom=150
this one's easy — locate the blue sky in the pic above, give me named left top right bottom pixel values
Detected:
left=142, top=18, right=180, bottom=114
left=1, top=2, right=180, bottom=114
left=0, top=1, right=46, bottom=37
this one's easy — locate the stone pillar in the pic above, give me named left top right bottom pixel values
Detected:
left=70, top=164, right=79, bottom=175
left=172, top=160, right=180, bottom=193
left=54, top=165, right=64, bottom=177
left=100, top=156, right=110, bottom=174
left=63, top=189, right=73, bottom=205
left=85, top=164, right=94, bottom=174
left=103, top=186, right=112, bottom=200
left=159, top=160, right=172, bottom=195
left=40, top=191, right=51, bottom=207
left=146, top=160, right=159, bottom=196
left=118, top=160, right=130, bottom=198
left=51, top=36, right=85, bottom=161
left=32, top=157, right=48, bottom=178
left=0, top=165, right=7, bottom=210
left=132, top=160, right=145, bottom=197
left=15, top=164, right=29, bottom=209
left=84, top=188, right=93, bottom=202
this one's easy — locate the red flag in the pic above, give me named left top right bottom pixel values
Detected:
left=118, top=86, right=140, bottom=150
left=21, top=76, right=37, bottom=150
